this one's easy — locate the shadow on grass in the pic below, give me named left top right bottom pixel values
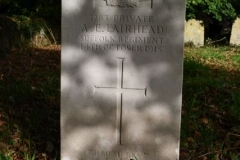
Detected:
left=0, top=47, right=60, bottom=159
left=0, top=46, right=239, bottom=159
left=181, top=47, right=240, bottom=159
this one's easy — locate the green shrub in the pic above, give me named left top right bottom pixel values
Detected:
left=0, top=14, right=55, bottom=56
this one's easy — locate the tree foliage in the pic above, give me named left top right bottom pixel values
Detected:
left=0, top=0, right=60, bottom=24
left=1, top=0, right=239, bottom=24
left=0, top=0, right=61, bottom=47
left=186, top=0, right=237, bottom=22
left=230, top=0, right=240, bottom=16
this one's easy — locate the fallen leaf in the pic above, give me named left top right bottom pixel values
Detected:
left=202, top=118, right=209, bottom=125
left=186, top=137, right=195, bottom=143
left=197, top=156, right=207, bottom=160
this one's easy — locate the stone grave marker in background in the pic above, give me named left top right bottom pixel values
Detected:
left=230, top=18, right=240, bottom=46
left=33, top=29, right=51, bottom=47
left=184, top=19, right=204, bottom=46
left=61, top=0, right=185, bottom=159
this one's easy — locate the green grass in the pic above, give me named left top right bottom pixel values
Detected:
left=0, top=48, right=60, bottom=160
left=232, top=55, right=240, bottom=64
left=181, top=46, right=240, bottom=159
left=0, top=46, right=239, bottom=159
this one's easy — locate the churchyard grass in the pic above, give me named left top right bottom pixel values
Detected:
left=0, top=47, right=60, bottom=160
left=0, top=46, right=239, bottom=159
left=181, top=46, right=240, bottom=159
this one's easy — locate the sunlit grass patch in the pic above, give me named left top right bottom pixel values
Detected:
left=0, top=45, right=239, bottom=159
left=181, top=46, right=240, bottom=159
left=0, top=47, right=60, bottom=160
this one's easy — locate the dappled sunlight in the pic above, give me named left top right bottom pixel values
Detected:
left=61, top=0, right=185, bottom=159
left=62, top=0, right=85, bottom=15
left=81, top=57, right=117, bottom=87
left=62, top=46, right=86, bottom=64
left=0, top=47, right=60, bottom=159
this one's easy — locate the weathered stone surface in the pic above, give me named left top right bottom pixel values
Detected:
left=61, top=0, right=185, bottom=159
left=185, top=19, right=204, bottom=46
left=230, top=18, right=240, bottom=46
left=33, top=29, right=51, bottom=47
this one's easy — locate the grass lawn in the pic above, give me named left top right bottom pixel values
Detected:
left=181, top=46, right=240, bottom=159
left=0, top=46, right=239, bottom=159
left=0, top=47, right=60, bottom=160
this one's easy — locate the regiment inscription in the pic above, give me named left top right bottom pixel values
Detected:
left=62, top=0, right=185, bottom=159
left=80, top=14, right=166, bottom=52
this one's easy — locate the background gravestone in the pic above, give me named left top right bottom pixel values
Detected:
left=62, top=0, right=185, bottom=159
left=184, top=19, right=204, bottom=46
left=33, top=29, right=51, bottom=47
left=230, top=18, right=240, bottom=46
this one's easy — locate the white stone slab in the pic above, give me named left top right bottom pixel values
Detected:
left=184, top=19, right=204, bottom=46
left=61, top=0, right=185, bottom=159
left=230, top=18, right=240, bottom=46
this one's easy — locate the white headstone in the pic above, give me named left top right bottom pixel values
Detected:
left=61, top=0, right=185, bottom=159
left=184, top=19, right=204, bottom=46
left=230, top=18, right=240, bottom=46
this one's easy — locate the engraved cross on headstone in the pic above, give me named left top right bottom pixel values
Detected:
left=94, top=58, right=146, bottom=145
